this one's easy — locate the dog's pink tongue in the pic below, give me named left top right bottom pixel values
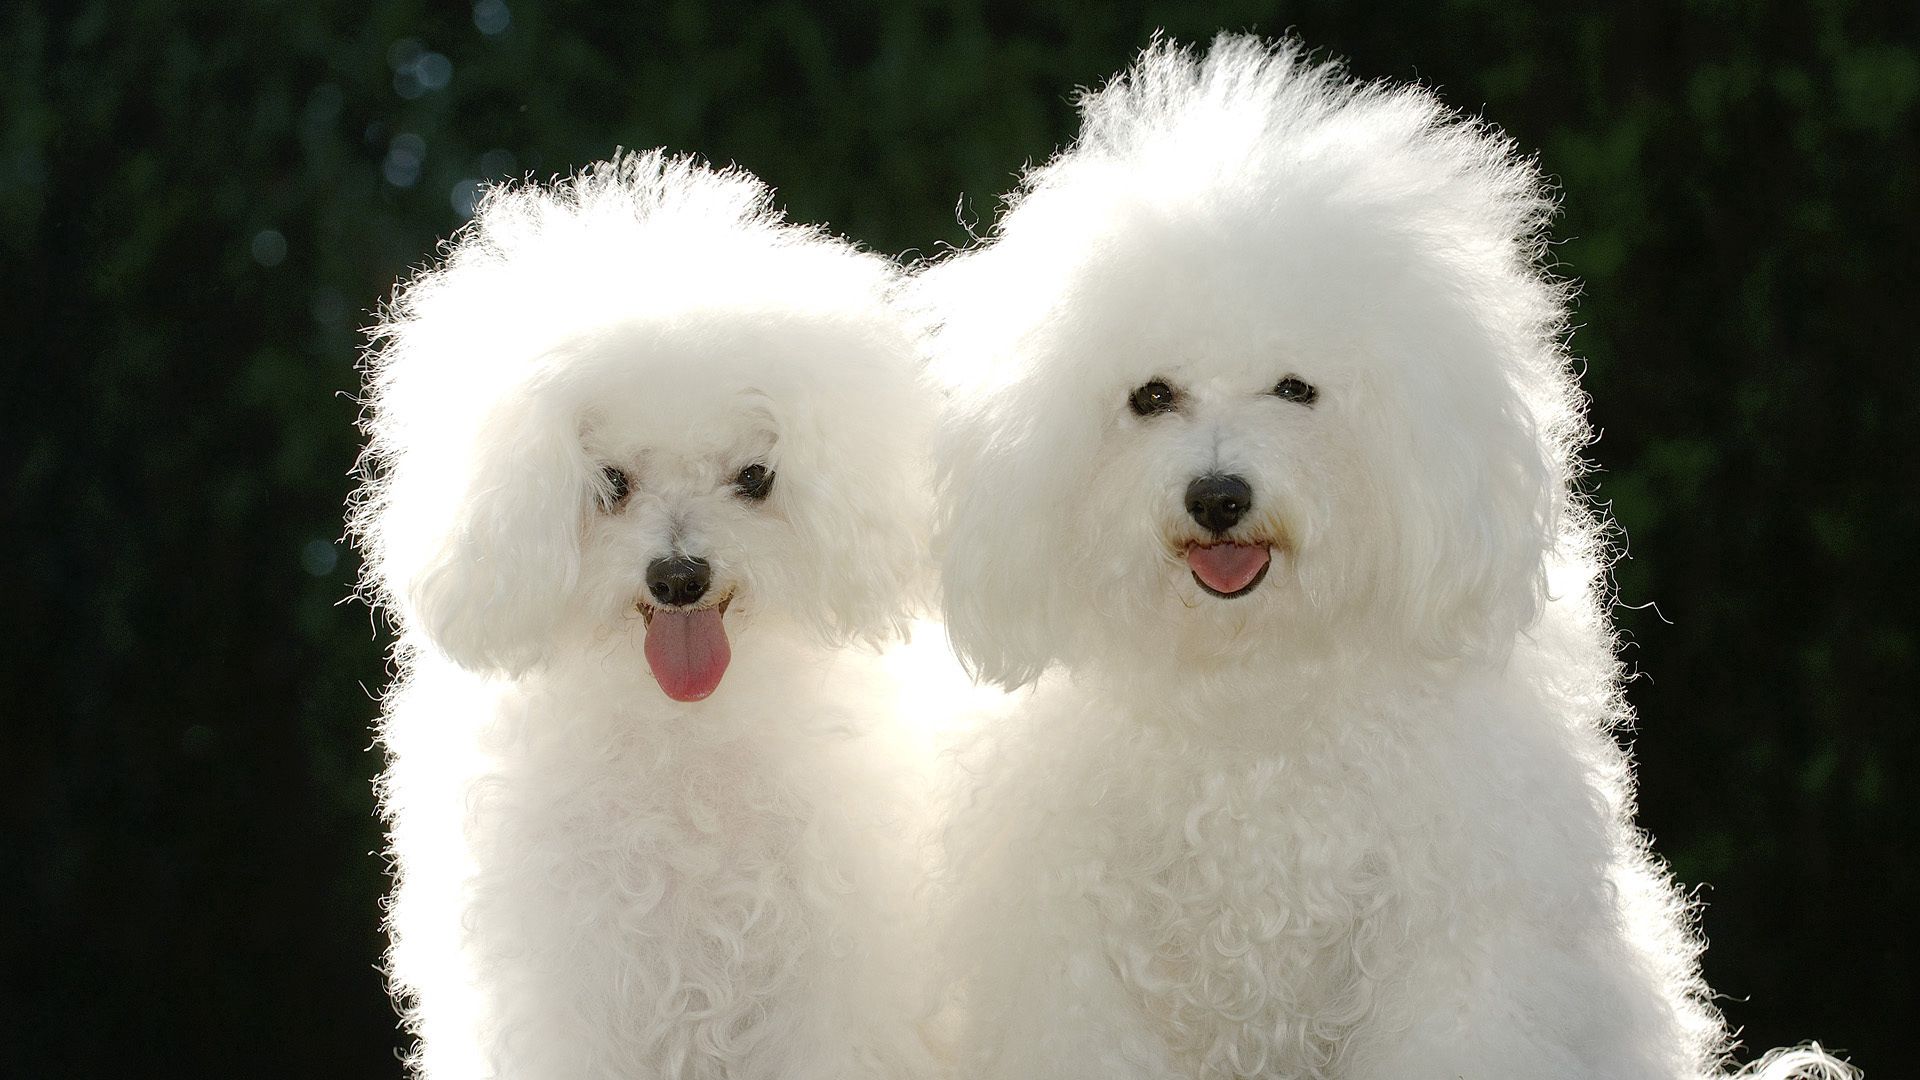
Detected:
left=1187, top=543, right=1271, bottom=594
left=643, top=608, right=731, bottom=702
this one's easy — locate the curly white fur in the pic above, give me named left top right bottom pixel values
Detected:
left=914, top=36, right=1854, bottom=1080
left=353, top=152, right=945, bottom=1080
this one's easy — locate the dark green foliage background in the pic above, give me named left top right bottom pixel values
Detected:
left=5, top=1, right=1911, bottom=1074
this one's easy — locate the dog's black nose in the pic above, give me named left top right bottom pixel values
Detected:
left=1186, top=474, right=1253, bottom=535
left=646, top=556, right=711, bottom=607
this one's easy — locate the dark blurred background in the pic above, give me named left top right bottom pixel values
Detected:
left=5, top=0, right=1912, bottom=1074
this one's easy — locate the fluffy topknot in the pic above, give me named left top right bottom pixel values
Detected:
left=359, top=148, right=893, bottom=475
left=933, top=35, right=1584, bottom=468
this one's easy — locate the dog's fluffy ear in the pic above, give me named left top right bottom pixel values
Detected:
left=928, top=358, right=1099, bottom=689
left=405, top=394, right=591, bottom=674
left=358, top=379, right=592, bottom=676
left=766, top=330, right=933, bottom=649
left=910, top=242, right=1107, bottom=690
left=935, top=401, right=1066, bottom=689
left=1344, top=363, right=1563, bottom=663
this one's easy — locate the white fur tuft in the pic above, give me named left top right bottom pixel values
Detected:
left=1737, top=1045, right=1860, bottom=1080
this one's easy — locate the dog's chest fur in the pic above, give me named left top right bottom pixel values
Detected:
left=1070, top=722, right=1394, bottom=1079
left=467, top=681, right=900, bottom=1077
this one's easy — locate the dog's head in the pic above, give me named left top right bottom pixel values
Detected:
left=354, top=152, right=927, bottom=698
left=919, top=37, right=1589, bottom=689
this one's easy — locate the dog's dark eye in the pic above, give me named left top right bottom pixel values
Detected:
left=734, top=463, right=774, bottom=501
left=598, top=465, right=630, bottom=510
left=1129, top=380, right=1178, bottom=417
left=1271, top=376, right=1318, bottom=406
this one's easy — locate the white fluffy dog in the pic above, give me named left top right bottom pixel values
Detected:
left=916, top=38, right=1850, bottom=1080
left=352, top=153, right=942, bottom=1080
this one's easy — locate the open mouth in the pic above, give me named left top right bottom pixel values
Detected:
left=1186, top=543, right=1272, bottom=598
left=638, top=594, right=733, bottom=702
